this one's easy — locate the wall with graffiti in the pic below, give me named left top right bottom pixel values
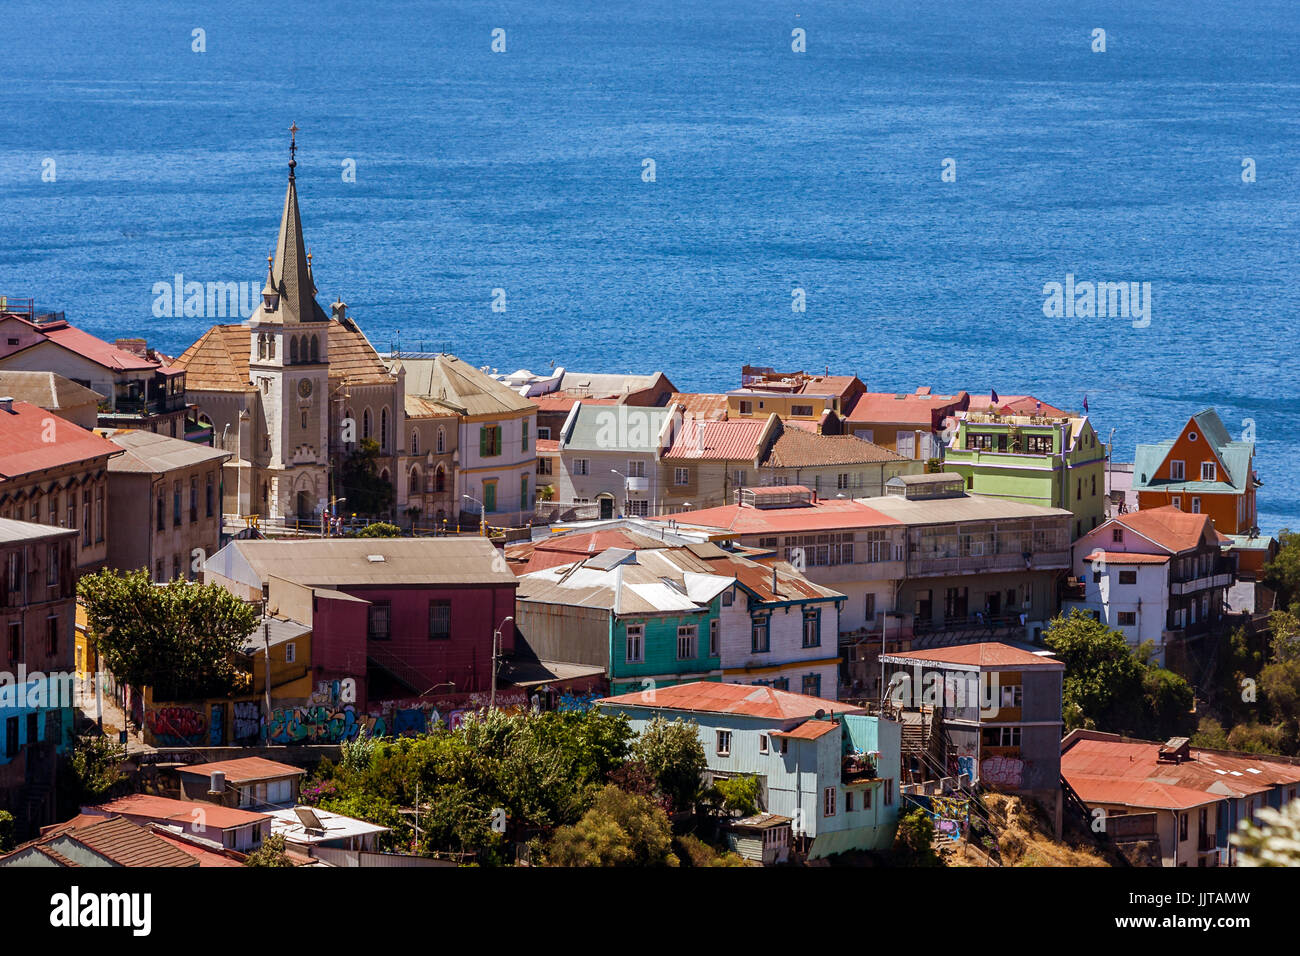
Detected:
left=145, top=681, right=536, bottom=747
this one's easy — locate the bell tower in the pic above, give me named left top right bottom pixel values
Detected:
left=247, top=123, right=331, bottom=522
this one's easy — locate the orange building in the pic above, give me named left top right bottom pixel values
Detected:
left=1133, top=409, right=1259, bottom=537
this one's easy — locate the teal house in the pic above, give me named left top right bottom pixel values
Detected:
left=598, top=681, right=902, bottom=860
left=515, top=547, right=724, bottom=694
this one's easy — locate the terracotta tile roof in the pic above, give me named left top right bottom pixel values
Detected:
left=845, top=389, right=968, bottom=425
left=1111, top=506, right=1217, bottom=554
left=670, top=393, right=728, bottom=420
left=35, top=814, right=201, bottom=867
left=760, top=423, right=904, bottom=468
left=89, top=794, right=270, bottom=830
left=176, top=756, right=305, bottom=784
left=664, top=418, right=766, bottom=461
left=535, top=438, right=560, bottom=454
left=966, top=394, right=1069, bottom=418
left=1083, top=550, right=1169, bottom=565
left=0, top=401, right=122, bottom=478
left=598, top=680, right=862, bottom=721
left=148, top=829, right=246, bottom=867
left=174, top=320, right=393, bottom=392
left=882, top=642, right=1064, bottom=670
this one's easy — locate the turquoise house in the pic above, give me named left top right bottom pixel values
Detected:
left=598, top=681, right=902, bottom=860
left=515, top=547, right=724, bottom=694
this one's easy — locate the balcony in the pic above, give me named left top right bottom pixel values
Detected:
left=908, top=549, right=1070, bottom=577
left=624, top=476, right=649, bottom=493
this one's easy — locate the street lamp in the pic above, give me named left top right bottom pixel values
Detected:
left=490, top=616, right=514, bottom=711
left=462, top=494, right=486, bottom=536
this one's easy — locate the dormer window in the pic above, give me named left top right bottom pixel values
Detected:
left=263, top=290, right=280, bottom=312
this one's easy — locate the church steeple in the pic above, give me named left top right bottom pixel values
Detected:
left=252, top=124, right=328, bottom=325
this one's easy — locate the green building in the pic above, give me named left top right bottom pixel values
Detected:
left=940, top=411, right=1107, bottom=540
left=514, top=547, right=724, bottom=694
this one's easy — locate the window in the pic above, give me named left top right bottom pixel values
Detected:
left=573, top=459, right=589, bottom=476
left=625, top=625, right=644, bottom=663
left=1171, top=495, right=1182, bottom=509
left=436, top=427, right=445, bottom=453
left=189, top=477, right=198, bottom=522
left=46, top=545, right=58, bottom=587
left=1000, top=684, right=1023, bottom=708
left=7, top=622, right=19, bottom=663
left=751, top=616, right=770, bottom=653
left=1091, top=474, right=1097, bottom=496
left=739, top=401, right=753, bottom=415
left=173, top=481, right=182, bottom=526
left=1118, top=570, right=1137, bottom=585
left=521, top=419, right=530, bottom=453
left=716, top=730, right=732, bottom=756
left=411, top=430, right=419, bottom=456
left=837, top=473, right=849, bottom=490
left=722, top=589, right=734, bottom=607
left=428, top=600, right=451, bottom=640
left=206, top=473, right=215, bottom=517
left=845, top=791, right=855, bottom=813
left=864, top=592, right=877, bottom=625
left=626, top=499, right=649, bottom=517
left=1169, top=460, right=1185, bottom=481
left=791, top=404, right=814, bottom=417
left=482, top=481, right=497, bottom=513
left=156, top=491, right=165, bottom=532
left=380, top=408, right=389, bottom=451
left=758, top=733, right=769, bottom=755
left=709, top=618, right=719, bottom=656
left=46, top=616, right=58, bottom=655
left=362, top=408, right=372, bottom=440
left=172, top=555, right=180, bottom=580
left=802, top=673, right=821, bottom=698
left=285, top=642, right=296, bottom=664
left=1112, top=528, right=1123, bottom=543
left=676, top=624, right=697, bottom=660
left=884, top=780, right=894, bottom=805
left=626, top=459, right=646, bottom=479
left=733, top=469, right=745, bottom=488
left=823, top=787, right=836, bottom=817
left=982, top=726, right=1022, bottom=748
left=520, top=474, right=528, bottom=508
left=674, top=467, right=689, bottom=486
left=1188, top=431, right=1198, bottom=442
left=536, top=426, right=550, bottom=440
left=1026, top=434, right=1053, bottom=454
left=1180, top=813, right=1189, bottom=841
left=966, top=432, right=994, bottom=451
left=479, top=425, right=502, bottom=457
left=368, top=601, right=392, bottom=640
left=1191, top=497, right=1201, bottom=514
left=82, top=490, right=91, bottom=546
left=802, top=608, right=820, bottom=648
left=536, top=457, right=552, bottom=476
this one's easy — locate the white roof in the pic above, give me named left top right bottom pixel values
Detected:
left=268, top=807, right=391, bottom=845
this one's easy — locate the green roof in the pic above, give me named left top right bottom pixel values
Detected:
left=561, top=403, right=673, bottom=453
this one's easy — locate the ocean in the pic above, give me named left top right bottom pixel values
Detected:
left=0, top=0, right=1296, bottom=531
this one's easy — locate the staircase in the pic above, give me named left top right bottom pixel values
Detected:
left=366, top=645, right=434, bottom=696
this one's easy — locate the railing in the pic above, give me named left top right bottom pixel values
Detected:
left=909, top=549, right=1069, bottom=576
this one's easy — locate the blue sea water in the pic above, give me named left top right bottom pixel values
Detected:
left=0, top=0, right=1297, bottom=531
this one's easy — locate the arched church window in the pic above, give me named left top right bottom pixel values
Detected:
left=310, top=336, right=319, bottom=363
left=290, top=336, right=300, bottom=364
left=411, top=430, right=419, bottom=456
left=362, top=408, right=372, bottom=440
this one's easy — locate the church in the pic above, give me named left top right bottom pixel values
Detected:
left=175, top=131, right=411, bottom=525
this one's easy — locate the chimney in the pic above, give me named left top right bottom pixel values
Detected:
left=0, top=397, right=12, bottom=414
left=208, top=770, right=225, bottom=796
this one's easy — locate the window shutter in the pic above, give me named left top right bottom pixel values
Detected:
left=479, top=427, right=487, bottom=457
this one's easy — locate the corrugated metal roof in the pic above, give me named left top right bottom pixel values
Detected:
left=0, top=400, right=122, bottom=478
left=89, top=795, right=270, bottom=830
left=562, top=403, right=673, bottom=453
left=103, top=428, right=232, bottom=473
left=218, top=537, right=518, bottom=587
left=882, top=642, right=1063, bottom=670
left=177, top=757, right=305, bottom=784
left=599, top=680, right=861, bottom=720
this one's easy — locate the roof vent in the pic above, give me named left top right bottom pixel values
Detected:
left=366, top=554, right=385, bottom=563
left=208, top=770, right=225, bottom=796
left=0, top=397, right=13, bottom=414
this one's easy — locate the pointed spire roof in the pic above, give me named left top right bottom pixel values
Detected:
left=249, top=124, right=328, bottom=326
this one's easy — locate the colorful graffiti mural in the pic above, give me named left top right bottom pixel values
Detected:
left=145, top=705, right=206, bottom=747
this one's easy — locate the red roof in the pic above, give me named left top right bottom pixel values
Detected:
left=0, top=401, right=122, bottom=478
left=41, top=323, right=160, bottom=371
left=89, top=794, right=270, bottom=830
left=535, top=438, right=560, bottom=453
left=177, top=756, right=304, bottom=783
left=530, top=394, right=618, bottom=414
left=655, top=497, right=899, bottom=535
left=664, top=418, right=766, bottom=461
left=1066, top=776, right=1220, bottom=811
left=772, top=720, right=840, bottom=740
left=150, top=829, right=246, bottom=867
left=1083, top=550, right=1169, bottom=565
left=506, top=528, right=670, bottom=574
left=966, top=394, right=1070, bottom=418
left=1112, top=506, right=1216, bottom=554
left=598, top=680, right=862, bottom=720
left=846, top=389, right=968, bottom=426
left=883, top=642, right=1064, bottom=670
left=670, top=393, right=729, bottom=420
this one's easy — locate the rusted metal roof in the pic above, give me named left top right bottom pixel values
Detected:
left=176, top=756, right=305, bottom=784
left=599, top=680, right=862, bottom=720
left=883, top=642, right=1063, bottom=670
left=0, top=400, right=122, bottom=478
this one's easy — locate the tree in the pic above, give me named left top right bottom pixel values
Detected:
left=78, top=570, right=259, bottom=701
left=706, top=774, right=761, bottom=818
left=893, top=809, right=941, bottom=866
left=631, top=716, right=707, bottom=812
left=244, top=833, right=294, bottom=867
left=1045, top=610, right=1147, bottom=734
left=1263, top=529, right=1300, bottom=613
left=341, top=437, right=394, bottom=516
left=544, top=785, right=679, bottom=867
left=347, top=522, right=403, bottom=538
left=0, top=811, right=13, bottom=852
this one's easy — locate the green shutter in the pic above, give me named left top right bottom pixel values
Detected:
left=522, top=419, right=529, bottom=452
left=521, top=474, right=528, bottom=505
left=479, top=426, right=487, bottom=457
left=484, top=482, right=496, bottom=513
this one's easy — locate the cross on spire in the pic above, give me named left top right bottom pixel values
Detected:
left=288, top=122, right=299, bottom=178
